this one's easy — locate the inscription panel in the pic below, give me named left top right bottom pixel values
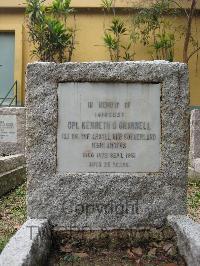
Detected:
left=0, top=115, right=17, bottom=143
left=57, top=83, right=160, bottom=173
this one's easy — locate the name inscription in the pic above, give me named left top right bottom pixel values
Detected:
left=0, top=115, right=17, bottom=143
left=57, top=82, right=160, bottom=173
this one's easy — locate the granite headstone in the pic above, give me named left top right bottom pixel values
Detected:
left=26, top=61, right=189, bottom=230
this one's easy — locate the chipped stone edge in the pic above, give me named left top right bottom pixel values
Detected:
left=0, top=219, right=51, bottom=266
left=0, top=154, right=25, bottom=174
left=0, top=154, right=26, bottom=197
left=167, top=215, right=200, bottom=266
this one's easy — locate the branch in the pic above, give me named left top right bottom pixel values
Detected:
left=188, top=46, right=200, bottom=61
left=171, top=0, right=189, bottom=19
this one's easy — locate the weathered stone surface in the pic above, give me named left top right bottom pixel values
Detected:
left=0, top=154, right=25, bottom=174
left=0, top=107, right=26, bottom=156
left=0, top=165, right=26, bottom=197
left=26, top=61, right=189, bottom=230
left=0, top=154, right=26, bottom=196
left=188, top=166, right=200, bottom=181
left=0, top=219, right=51, bottom=266
left=168, top=215, right=200, bottom=266
left=188, top=158, right=200, bottom=181
left=0, top=114, right=17, bottom=142
left=193, top=158, right=200, bottom=173
left=190, top=109, right=200, bottom=162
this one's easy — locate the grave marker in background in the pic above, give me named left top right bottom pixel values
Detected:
left=0, top=115, right=17, bottom=143
left=0, top=108, right=25, bottom=156
left=0, top=108, right=26, bottom=196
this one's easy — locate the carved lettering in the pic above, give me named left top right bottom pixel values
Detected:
left=57, top=83, right=161, bottom=172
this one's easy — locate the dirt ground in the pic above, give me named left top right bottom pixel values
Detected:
left=0, top=183, right=26, bottom=252
left=48, top=240, right=186, bottom=266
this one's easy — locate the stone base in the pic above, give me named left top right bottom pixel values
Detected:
left=168, top=215, right=200, bottom=266
left=1, top=216, right=200, bottom=266
left=188, top=159, right=200, bottom=181
left=0, top=154, right=25, bottom=174
left=0, top=219, right=51, bottom=266
left=0, top=154, right=26, bottom=196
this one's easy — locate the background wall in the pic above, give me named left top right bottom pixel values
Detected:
left=0, top=0, right=199, bottom=106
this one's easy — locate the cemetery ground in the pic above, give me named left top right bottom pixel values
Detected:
left=0, top=181, right=199, bottom=265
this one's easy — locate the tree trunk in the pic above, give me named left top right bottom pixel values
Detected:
left=183, top=0, right=197, bottom=63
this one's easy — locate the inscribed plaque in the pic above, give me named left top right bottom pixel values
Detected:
left=57, top=83, right=160, bottom=173
left=0, top=115, right=17, bottom=143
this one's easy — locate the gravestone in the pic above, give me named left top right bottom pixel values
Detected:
left=189, top=109, right=200, bottom=179
left=26, top=61, right=189, bottom=230
left=0, top=107, right=25, bottom=156
left=0, top=115, right=17, bottom=143
left=190, top=109, right=200, bottom=161
left=0, top=107, right=26, bottom=196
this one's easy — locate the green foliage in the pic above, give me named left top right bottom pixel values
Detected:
left=133, top=0, right=200, bottom=64
left=0, top=183, right=26, bottom=252
left=151, top=31, right=175, bottom=62
left=109, top=17, right=127, bottom=35
left=121, top=42, right=136, bottom=61
left=188, top=181, right=200, bottom=209
left=0, top=236, right=11, bottom=253
left=26, top=0, right=76, bottom=62
left=63, top=254, right=80, bottom=263
left=133, top=0, right=176, bottom=61
left=102, top=1, right=136, bottom=61
left=101, top=0, right=114, bottom=12
left=104, top=33, right=118, bottom=50
left=103, top=17, right=122, bottom=61
left=50, top=0, right=73, bottom=17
